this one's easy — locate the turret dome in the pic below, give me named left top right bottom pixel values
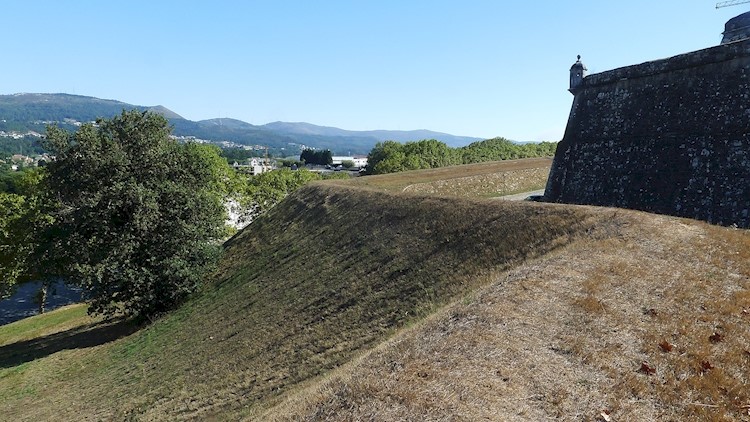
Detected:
left=570, top=55, right=587, bottom=72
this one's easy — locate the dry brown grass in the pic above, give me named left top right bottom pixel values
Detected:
left=331, top=157, right=552, bottom=196
left=263, top=213, right=750, bottom=421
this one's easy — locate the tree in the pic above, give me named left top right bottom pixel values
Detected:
left=0, top=169, right=55, bottom=300
left=236, top=168, right=320, bottom=223
left=0, top=192, right=31, bottom=297
left=365, top=137, right=558, bottom=175
left=42, top=110, right=231, bottom=319
left=365, top=140, right=405, bottom=174
left=299, top=148, right=333, bottom=166
left=341, top=160, right=355, bottom=169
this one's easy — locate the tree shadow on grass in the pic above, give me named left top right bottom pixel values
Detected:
left=0, top=318, right=140, bottom=368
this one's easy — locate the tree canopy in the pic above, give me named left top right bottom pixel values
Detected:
left=234, top=168, right=324, bottom=225
left=2, top=112, right=349, bottom=317
left=300, top=148, right=333, bottom=166
left=0, top=168, right=54, bottom=298
left=365, top=138, right=557, bottom=175
left=41, top=110, right=232, bottom=318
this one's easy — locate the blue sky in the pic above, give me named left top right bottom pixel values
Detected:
left=1, top=1, right=744, bottom=141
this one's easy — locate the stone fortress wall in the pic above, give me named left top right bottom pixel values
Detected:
left=545, top=17, right=750, bottom=228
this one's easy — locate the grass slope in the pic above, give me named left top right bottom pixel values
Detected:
left=0, top=178, right=599, bottom=420
left=267, top=213, right=750, bottom=421
left=332, top=157, right=551, bottom=195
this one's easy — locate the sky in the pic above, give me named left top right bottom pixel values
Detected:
left=1, top=1, right=745, bottom=142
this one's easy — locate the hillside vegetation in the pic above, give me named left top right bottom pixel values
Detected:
left=1, top=161, right=748, bottom=421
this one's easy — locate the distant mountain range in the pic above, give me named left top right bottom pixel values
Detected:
left=0, top=93, right=483, bottom=155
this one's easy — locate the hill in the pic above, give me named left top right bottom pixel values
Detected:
left=0, top=93, right=183, bottom=126
left=1, top=160, right=748, bottom=421
left=0, top=93, right=483, bottom=155
left=262, top=121, right=482, bottom=148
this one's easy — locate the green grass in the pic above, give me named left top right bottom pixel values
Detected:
left=0, top=304, right=92, bottom=346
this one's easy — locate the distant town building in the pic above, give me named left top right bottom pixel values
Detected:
left=331, top=156, right=368, bottom=168
left=232, top=157, right=274, bottom=175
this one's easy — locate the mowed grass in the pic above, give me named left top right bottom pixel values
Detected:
left=0, top=303, right=138, bottom=407
left=0, top=178, right=599, bottom=421
left=0, top=304, right=92, bottom=346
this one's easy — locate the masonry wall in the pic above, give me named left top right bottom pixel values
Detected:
left=545, top=39, right=750, bottom=228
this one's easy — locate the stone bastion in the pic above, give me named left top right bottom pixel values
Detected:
left=545, top=28, right=750, bottom=228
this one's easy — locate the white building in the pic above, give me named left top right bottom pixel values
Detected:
left=232, top=158, right=273, bottom=175
left=331, top=156, right=368, bottom=168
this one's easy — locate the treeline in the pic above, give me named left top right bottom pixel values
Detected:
left=232, top=167, right=348, bottom=226
left=365, top=138, right=557, bottom=175
left=0, top=137, right=46, bottom=158
left=220, top=147, right=264, bottom=164
left=299, top=148, right=332, bottom=165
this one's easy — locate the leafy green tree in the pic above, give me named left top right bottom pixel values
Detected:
left=365, top=140, right=405, bottom=174
left=300, top=148, right=333, bottom=166
left=0, top=169, right=55, bottom=299
left=366, top=139, right=457, bottom=174
left=460, top=137, right=558, bottom=163
left=0, top=166, right=35, bottom=194
left=42, top=110, right=231, bottom=319
left=365, top=137, right=558, bottom=175
left=403, top=139, right=460, bottom=169
left=236, top=168, right=320, bottom=223
left=0, top=192, right=31, bottom=297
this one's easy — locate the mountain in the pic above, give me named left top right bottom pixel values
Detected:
left=262, top=121, right=482, bottom=148
left=0, top=93, right=484, bottom=155
left=0, top=93, right=183, bottom=124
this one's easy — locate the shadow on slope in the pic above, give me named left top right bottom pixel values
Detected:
left=0, top=318, right=138, bottom=368
left=0, top=182, right=613, bottom=421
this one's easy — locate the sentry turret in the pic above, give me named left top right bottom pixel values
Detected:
left=569, top=55, right=587, bottom=95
